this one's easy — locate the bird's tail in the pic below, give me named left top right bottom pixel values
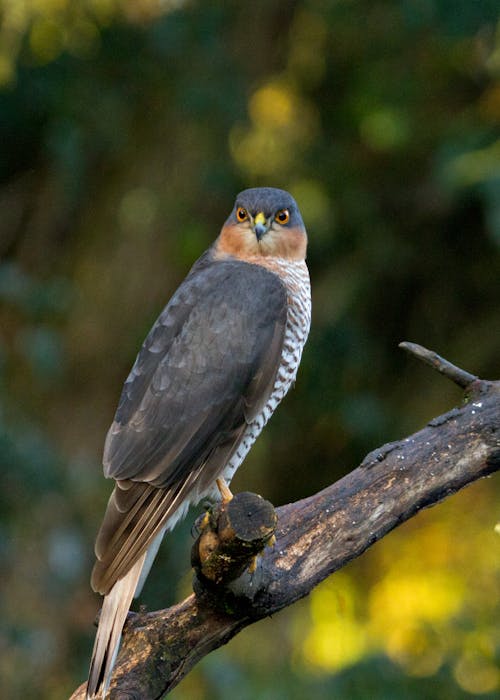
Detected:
left=86, top=552, right=146, bottom=700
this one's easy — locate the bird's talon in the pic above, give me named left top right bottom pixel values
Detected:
left=191, top=510, right=211, bottom=537
left=248, top=554, right=258, bottom=574
left=198, top=511, right=211, bottom=530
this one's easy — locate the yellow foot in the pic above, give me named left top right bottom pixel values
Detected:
left=248, top=554, right=258, bottom=574
left=216, top=477, right=233, bottom=503
left=198, top=511, right=210, bottom=530
left=192, top=509, right=211, bottom=537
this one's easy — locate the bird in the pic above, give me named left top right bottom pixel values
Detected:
left=86, top=187, right=311, bottom=699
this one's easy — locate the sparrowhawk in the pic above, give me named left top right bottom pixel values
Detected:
left=86, top=187, right=311, bottom=698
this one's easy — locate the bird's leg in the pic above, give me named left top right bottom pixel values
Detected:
left=216, top=477, right=234, bottom=503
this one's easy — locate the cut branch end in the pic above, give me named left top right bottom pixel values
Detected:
left=192, top=491, right=277, bottom=587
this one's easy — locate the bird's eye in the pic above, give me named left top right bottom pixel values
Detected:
left=275, top=209, right=290, bottom=224
left=236, top=207, right=248, bottom=222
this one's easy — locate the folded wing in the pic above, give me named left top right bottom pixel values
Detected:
left=91, top=255, right=288, bottom=594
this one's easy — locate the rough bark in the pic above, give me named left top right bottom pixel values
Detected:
left=70, top=344, right=500, bottom=700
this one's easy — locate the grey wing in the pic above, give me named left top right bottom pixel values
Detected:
left=104, top=258, right=287, bottom=486
left=91, top=257, right=287, bottom=594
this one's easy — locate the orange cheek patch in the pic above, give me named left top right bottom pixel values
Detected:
left=261, top=225, right=307, bottom=261
left=214, top=223, right=260, bottom=259
left=214, top=223, right=307, bottom=262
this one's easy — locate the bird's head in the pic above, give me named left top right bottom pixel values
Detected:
left=215, top=187, right=307, bottom=261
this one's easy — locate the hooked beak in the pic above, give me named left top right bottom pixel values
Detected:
left=252, top=212, right=269, bottom=241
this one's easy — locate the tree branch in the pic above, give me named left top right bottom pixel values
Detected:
left=70, top=345, right=500, bottom=700
left=399, top=341, right=479, bottom=388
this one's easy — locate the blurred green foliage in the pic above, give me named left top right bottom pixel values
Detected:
left=0, top=1, right=499, bottom=699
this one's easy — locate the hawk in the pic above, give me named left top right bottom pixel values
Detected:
left=86, top=187, right=311, bottom=698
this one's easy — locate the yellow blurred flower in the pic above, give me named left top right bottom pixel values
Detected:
left=301, top=574, right=368, bottom=672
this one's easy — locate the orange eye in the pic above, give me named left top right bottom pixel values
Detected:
left=275, top=209, right=290, bottom=224
left=236, top=207, right=248, bottom=222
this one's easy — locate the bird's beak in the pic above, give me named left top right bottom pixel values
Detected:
left=252, top=212, right=269, bottom=241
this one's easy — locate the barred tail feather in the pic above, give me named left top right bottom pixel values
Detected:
left=86, top=553, right=146, bottom=700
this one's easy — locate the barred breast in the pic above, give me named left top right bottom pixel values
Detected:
left=220, top=257, right=311, bottom=486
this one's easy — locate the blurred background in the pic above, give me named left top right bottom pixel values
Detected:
left=1, top=1, right=499, bottom=698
